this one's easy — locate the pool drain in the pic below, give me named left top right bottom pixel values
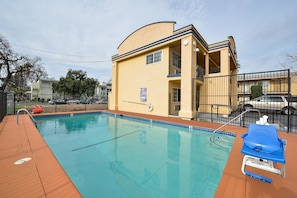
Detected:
left=14, top=157, right=32, bottom=165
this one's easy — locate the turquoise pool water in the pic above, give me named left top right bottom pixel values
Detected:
left=35, top=112, right=234, bottom=198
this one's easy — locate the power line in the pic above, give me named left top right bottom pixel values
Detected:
left=10, top=43, right=112, bottom=64
left=11, top=42, right=111, bottom=59
left=41, top=56, right=111, bottom=64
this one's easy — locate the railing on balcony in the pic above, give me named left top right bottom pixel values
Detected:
left=167, top=65, right=205, bottom=81
left=196, top=65, right=205, bottom=82
left=167, top=73, right=181, bottom=78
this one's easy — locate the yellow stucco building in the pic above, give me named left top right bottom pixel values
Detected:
left=109, top=21, right=238, bottom=119
left=237, top=70, right=297, bottom=102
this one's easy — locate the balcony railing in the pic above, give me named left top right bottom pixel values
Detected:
left=167, top=73, right=181, bottom=78
left=167, top=65, right=205, bottom=82
left=196, top=65, right=205, bottom=82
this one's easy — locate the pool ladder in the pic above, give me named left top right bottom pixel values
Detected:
left=16, top=108, right=37, bottom=125
left=210, top=109, right=261, bottom=149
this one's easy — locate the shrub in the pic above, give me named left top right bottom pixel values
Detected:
left=251, top=85, right=263, bottom=99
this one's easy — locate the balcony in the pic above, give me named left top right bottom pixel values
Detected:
left=167, top=65, right=205, bottom=83
left=167, top=73, right=181, bottom=78
left=196, top=65, right=205, bottom=82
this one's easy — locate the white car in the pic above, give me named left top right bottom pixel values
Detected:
left=239, top=95, right=297, bottom=115
left=96, top=99, right=108, bottom=104
left=67, top=100, right=80, bottom=104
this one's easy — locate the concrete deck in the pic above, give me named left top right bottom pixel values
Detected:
left=0, top=110, right=296, bottom=197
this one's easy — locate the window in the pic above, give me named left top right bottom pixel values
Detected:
left=174, top=105, right=181, bottom=111
left=286, top=96, right=297, bottom=102
left=172, top=52, right=181, bottom=69
left=269, top=96, right=283, bottom=102
left=258, top=81, right=269, bottom=87
left=154, top=51, right=162, bottom=62
left=146, top=50, right=162, bottom=65
left=242, top=82, right=249, bottom=92
left=146, top=54, right=153, bottom=64
left=172, top=88, right=181, bottom=102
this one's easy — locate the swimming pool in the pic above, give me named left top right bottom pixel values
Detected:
left=35, top=112, right=234, bottom=197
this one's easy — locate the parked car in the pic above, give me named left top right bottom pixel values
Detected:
left=67, top=100, right=80, bottom=104
left=238, top=95, right=297, bottom=115
left=89, top=99, right=98, bottom=103
left=96, top=99, right=108, bottom=104
left=80, top=99, right=91, bottom=104
left=48, top=100, right=67, bottom=105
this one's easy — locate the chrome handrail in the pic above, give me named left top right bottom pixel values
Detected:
left=210, top=109, right=261, bottom=149
left=16, top=108, right=37, bottom=125
left=212, top=108, right=261, bottom=135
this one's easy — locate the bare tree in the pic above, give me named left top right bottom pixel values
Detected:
left=0, top=35, right=24, bottom=91
left=0, top=34, right=48, bottom=93
left=280, top=52, right=297, bottom=94
left=27, top=57, right=48, bottom=82
left=280, top=52, right=297, bottom=71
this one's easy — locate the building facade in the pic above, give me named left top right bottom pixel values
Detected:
left=31, top=79, right=57, bottom=101
left=109, top=22, right=238, bottom=119
left=237, top=70, right=297, bottom=102
left=94, top=82, right=112, bottom=100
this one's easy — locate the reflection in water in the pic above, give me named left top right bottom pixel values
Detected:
left=36, top=113, right=233, bottom=198
left=37, top=114, right=103, bottom=136
left=167, top=131, right=180, bottom=197
left=108, top=116, right=231, bottom=197
left=60, top=114, right=98, bottom=133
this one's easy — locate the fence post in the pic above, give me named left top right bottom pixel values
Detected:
left=211, top=104, right=213, bottom=123
left=0, top=91, right=3, bottom=122
left=13, top=93, right=16, bottom=115
left=242, top=73, right=246, bottom=127
left=287, top=69, right=291, bottom=132
left=0, top=91, right=8, bottom=122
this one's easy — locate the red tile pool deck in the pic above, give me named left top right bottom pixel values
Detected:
left=1, top=110, right=297, bottom=197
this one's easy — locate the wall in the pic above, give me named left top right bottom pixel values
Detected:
left=115, top=47, right=170, bottom=116
left=118, top=22, right=175, bottom=54
left=110, top=22, right=238, bottom=118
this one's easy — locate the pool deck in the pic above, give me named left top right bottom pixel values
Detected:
left=0, top=110, right=297, bottom=197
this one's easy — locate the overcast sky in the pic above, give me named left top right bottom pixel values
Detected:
left=1, top=0, right=296, bottom=82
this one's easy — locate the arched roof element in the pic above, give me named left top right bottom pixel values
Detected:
left=118, top=21, right=176, bottom=54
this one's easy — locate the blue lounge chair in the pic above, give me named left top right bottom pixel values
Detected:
left=241, top=124, right=286, bottom=183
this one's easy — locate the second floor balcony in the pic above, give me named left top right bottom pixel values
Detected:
left=167, top=65, right=205, bottom=83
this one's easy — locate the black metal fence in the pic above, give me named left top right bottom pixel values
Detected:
left=197, top=69, right=297, bottom=132
left=0, top=91, right=7, bottom=122
left=0, top=91, right=108, bottom=123
left=1, top=69, right=296, bottom=132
